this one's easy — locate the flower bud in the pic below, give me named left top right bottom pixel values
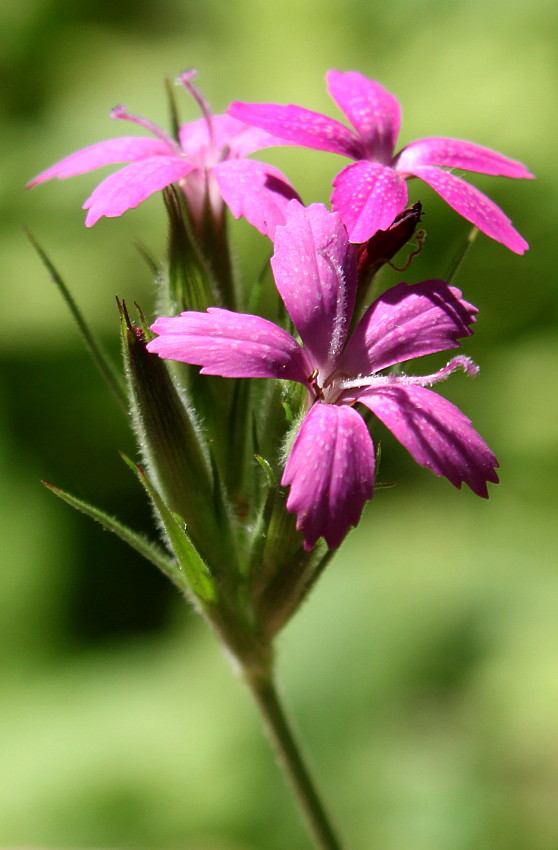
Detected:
left=119, top=299, right=235, bottom=569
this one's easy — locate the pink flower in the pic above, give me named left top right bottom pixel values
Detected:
left=147, top=202, right=498, bottom=550
left=228, top=70, right=533, bottom=252
left=28, top=71, right=299, bottom=238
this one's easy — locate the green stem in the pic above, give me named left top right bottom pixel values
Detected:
left=244, top=666, right=345, bottom=850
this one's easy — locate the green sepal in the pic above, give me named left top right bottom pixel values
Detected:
left=248, top=479, right=331, bottom=639
left=26, top=229, right=127, bottom=413
left=250, top=485, right=303, bottom=578
left=256, top=543, right=331, bottom=641
left=42, top=480, right=184, bottom=591
left=206, top=450, right=244, bottom=585
left=255, top=380, right=306, bottom=477
left=225, top=377, right=256, bottom=516
left=121, top=454, right=217, bottom=605
left=159, top=185, right=218, bottom=315
left=246, top=381, right=336, bottom=637
left=119, top=299, right=235, bottom=570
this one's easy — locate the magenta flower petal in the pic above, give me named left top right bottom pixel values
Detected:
left=357, top=384, right=499, bottom=497
left=148, top=308, right=311, bottom=382
left=82, top=156, right=193, bottom=226
left=214, top=159, right=300, bottom=238
left=221, top=120, right=296, bottom=157
left=326, top=70, right=401, bottom=160
left=408, top=164, right=529, bottom=254
left=227, top=101, right=363, bottom=159
left=194, top=115, right=242, bottom=154
left=27, top=137, right=173, bottom=186
left=30, top=81, right=303, bottom=231
left=211, top=115, right=290, bottom=157
left=178, top=114, right=289, bottom=160
left=395, top=137, right=534, bottom=179
left=339, top=280, right=478, bottom=376
left=148, top=202, right=497, bottom=549
left=230, top=71, right=531, bottom=252
left=331, top=161, right=408, bottom=243
left=282, top=403, right=375, bottom=550
left=271, top=202, right=357, bottom=372
left=177, top=117, right=211, bottom=158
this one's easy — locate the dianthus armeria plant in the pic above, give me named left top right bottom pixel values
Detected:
left=29, top=68, right=531, bottom=850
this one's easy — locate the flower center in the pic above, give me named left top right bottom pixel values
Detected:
left=308, top=368, right=349, bottom=406
left=308, top=355, right=480, bottom=409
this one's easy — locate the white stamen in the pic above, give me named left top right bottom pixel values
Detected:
left=339, top=355, right=479, bottom=391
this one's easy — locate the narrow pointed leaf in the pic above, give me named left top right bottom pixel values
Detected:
left=253, top=454, right=277, bottom=488
left=42, top=480, right=183, bottom=588
left=121, top=454, right=217, bottom=604
left=446, top=225, right=479, bottom=284
left=134, top=239, right=159, bottom=276
left=165, top=76, right=181, bottom=142
left=26, top=230, right=127, bottom=413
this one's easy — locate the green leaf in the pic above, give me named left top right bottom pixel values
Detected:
left=165, top=75, right=181, bottom=141
left=446, top=225, right=479, bottom=284
left=133, top=240, right=159, bottom=276
left=253, top=454, right=277, bottom=488
left=121, top=454, right=217, bottom=604
left=246, top=253, right=273, bottom=315
left=25, top=229, right=128, bottom=414
left=42, top=480, right=184, bottom=590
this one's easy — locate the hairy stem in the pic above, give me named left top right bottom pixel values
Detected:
left=243, top=665, right=345, bottom=850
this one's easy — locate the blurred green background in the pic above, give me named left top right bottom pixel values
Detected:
left=1, top=0, right=557, bottom=848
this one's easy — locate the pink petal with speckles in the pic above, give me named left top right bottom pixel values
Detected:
left=227, top=101, right=363, bottom=159
left=178, top=114, right=292, bottom=160
left=338, top=280, right=477, bottom=377
left=326, top=70, right=401, bottom=160
left=395, top=137, right=533, bottom=179
left=177, top=117, right=212, bottom=158
left=27, top=137, right=174, bottom=186
left=409, top=164, right=529, bottom=254
left=214, top=158, right=300, bottom=239
left=271, top=202, right=357, bottom=372
left=356, top=383, right=499, bottom=497
left=148, top=307, right=311, bottom=383
left=331, top=161, right=408, bottom=243
left=220, top=118, right=296, bottom=157
left=282, top=403, right=375, bottom=550
left=82, top=156, right=192, bottom=225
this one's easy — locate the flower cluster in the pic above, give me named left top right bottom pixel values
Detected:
left=31, top=69, right=529, bottom=554
left=147, top=201, right=498, bottom=549
left=229, top=70, right=533, bottom=252
left=29, top=70, right=298, bottom=238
